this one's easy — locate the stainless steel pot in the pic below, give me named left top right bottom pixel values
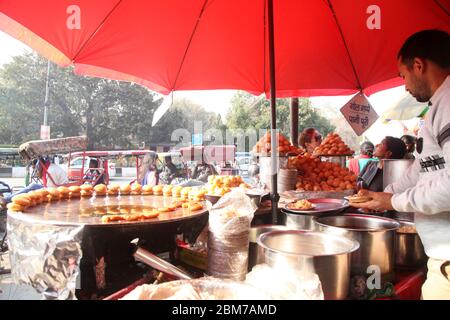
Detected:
left=314, top=214, right=400, bottom=281
left=257, top=230, right=359, bottom=300
left=395, top=220, right=427, bottom=269
left=248, top=225, right=293, bottom=271
left=283, top=209, right=316, bottom=230
left=382, top=159, right=414, bottom=190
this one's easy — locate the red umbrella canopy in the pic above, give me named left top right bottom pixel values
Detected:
left=1, top=0, right=449, bottom=97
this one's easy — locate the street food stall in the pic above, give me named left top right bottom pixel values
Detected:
left=2, top=0, right=448, bottom=301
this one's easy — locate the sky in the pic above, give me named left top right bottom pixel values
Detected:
left=0, top=30, right=411, bottom=142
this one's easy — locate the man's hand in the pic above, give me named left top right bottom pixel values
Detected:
left=350, top=189, right=395, bottom=211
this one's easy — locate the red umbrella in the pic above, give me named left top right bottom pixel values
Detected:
left=1, top=0, right=449, bottom=222
left=1, top=0, right=448, bottom=97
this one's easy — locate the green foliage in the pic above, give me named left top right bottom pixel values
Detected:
left=226, top=92, right=335, bottom=139
left=0, top=53, right=223, bottom=150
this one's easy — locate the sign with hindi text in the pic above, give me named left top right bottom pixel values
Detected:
left=340, top=93, right=378, bottom=136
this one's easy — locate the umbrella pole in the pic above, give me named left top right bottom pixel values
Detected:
left=268, top=0, right=279, bottom=225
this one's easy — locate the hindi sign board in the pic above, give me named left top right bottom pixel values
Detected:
left=340, top=93, right=378, bottom=136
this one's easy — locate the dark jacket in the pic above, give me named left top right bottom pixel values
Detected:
left=357, top=160, right=383, bottom=192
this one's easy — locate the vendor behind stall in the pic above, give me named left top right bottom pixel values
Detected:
left=298, top=128, right=322, bottom=155
left=352, top=29, right=450, bottom=299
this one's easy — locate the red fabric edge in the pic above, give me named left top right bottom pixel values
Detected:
left=74, top=63, right=171, bottom=95
left=0, top=12, right=71, bottom=67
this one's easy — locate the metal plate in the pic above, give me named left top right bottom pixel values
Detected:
left=7, top=195, right=207, bottom=228
left=284, top=198, right=349, bottom=214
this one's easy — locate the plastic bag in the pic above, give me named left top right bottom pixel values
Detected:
left=245, top=264, right=324, bottom=300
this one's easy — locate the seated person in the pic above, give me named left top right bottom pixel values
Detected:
left=83, top=158, right=105, bottom=186
left=192, top=156, right=218, bottom=183
left=298, top=128, right=322, bottom=154
left=139, top=153, right=159, bottom=187
left=3, top=157, right=68, bottom=202
left=347, top=141, right=376, bottom=175
left=357, top=136, right=406, bottom=192
left=400, top=135, right=417, bottom=159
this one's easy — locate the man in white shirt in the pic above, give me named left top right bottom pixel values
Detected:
left=45, top=161, right=69, bottom=187
left=352, top=29, right=450, bottom=299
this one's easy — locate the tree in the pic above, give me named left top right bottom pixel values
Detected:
left=226, top=91, right=335, bottom=139
left=0, top=53, right=228, bottom=151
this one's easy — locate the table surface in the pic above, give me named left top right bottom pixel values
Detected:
left=8, top=195, right=208, bottom=228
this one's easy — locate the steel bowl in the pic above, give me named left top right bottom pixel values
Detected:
left=205, top=194, right=221, bottom=205
left=313, top=214, right=400, bottom=281
left=257, top=230, right=359, bottom=300
left=395, top=220, right=427, bottom=269
left=248, top=224, right=294, bottom=271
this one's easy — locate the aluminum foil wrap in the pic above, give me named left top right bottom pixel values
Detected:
left=7, top=213, right=84, bottom=300
left=207, top=188, right=256, bottom=281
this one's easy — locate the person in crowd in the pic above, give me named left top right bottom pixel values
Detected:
left=3, top=156, right=68, bottom=202
left=192, top=155, right=218, bottom=182
left=248, top=155, right=260, bottom=184
left=83, top=158, right=105, bottom=186
left=400, top=135, right=417, bottom=159
left=352, top=29, right=450, bottom=299
left=139, top=152, right=159, bottom=187
left=357, top=137, right=407, bottom=192
left=298, top=128, right=322, bottom=154
left=159, top=155, right=179, bottom=184
left=348, top=141, right=376, bottom=175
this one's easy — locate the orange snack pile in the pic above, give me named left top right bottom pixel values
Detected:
left=288, top=154, right=357, bottom=192
left=313, top=133, right=354, bottom=156
left=252, top=132, right=304, bottom=155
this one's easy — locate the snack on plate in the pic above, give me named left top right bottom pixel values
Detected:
left=182, top=202, right=203, bottom=211
left=68, top=186, right=81, bottom=198
left=172, top=185, right=183, bottom=198
left=313, top=133, right=354, bottom=156
left=94, top=184, right=107, bottom=196
left=27, top=190, right=43, bottom=205
left=189, top=188, right=207, bottom=201
left=180, top=187, right=192, bottom=199
left=289, top=153, right=357, bottom=192
left=131, top=182, right=142, bottom=195
left=163, top=185, right=174, bottom=197
left=288, top=199, right=315, bottom=210
left=120, top=184, right=131, bottom=195
left=152, top=185, right=163, bottom=196
left=80, top=184, right=94, bottom=197
left=252, top=131, right=305, bottom=155
left=206, top=175, right=244, bottom=196
left=141, top=185, right=153, bottom=195
left=57, top=186, right=70, bottom=199
left=47, top=187, right=62, bottom=200
left=345, top=194, right=373, bottom=204
left=7, top=202, right=25, bottom=212
left=11, top=194, right=31, bottom=208
left=107, top=183, right=120, bottom=196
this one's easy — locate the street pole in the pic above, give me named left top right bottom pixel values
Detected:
left=268, top=0, right=279, bottom=225
left=43, top=60, right=51, bottom=126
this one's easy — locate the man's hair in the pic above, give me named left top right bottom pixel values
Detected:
left=385, top=136, right=407, bottom=159
left=397, top=29, right=450, bottom=69
left=360, top=141, right=374, bottom=156
left=299, top=128, right=321, bottom=148
left=90, top=158, right=99, bottom=167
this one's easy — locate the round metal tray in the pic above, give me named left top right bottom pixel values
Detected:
left=7, top=195, right=207, bottom=228
left=284, top=198, right=349, bottom=214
